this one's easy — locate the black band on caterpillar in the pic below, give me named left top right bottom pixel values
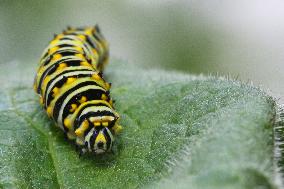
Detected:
left=33, top=25, right=122, bottom=155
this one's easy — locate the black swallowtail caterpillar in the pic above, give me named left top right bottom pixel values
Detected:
left=33, top=25, right=122, bottom=155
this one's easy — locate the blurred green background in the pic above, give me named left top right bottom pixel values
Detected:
left=0, top=0, right=283, bottom=101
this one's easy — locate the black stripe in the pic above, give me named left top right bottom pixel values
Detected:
left=92, top=32, right=107, bottom=68
left=103, top=128, right=112, bottom=150
left=72, top=103, right=111, bottom=130
left=61, top=88, right=109, bottom=125
left=61, top=37, right=73, bottom=40
left=42, top=53, right=51, bottom=63
left=37, top=58, right=82, bottom=94
left=89, top=129, right=98, bottom=149
left=75, top=111, right=115, bottom=134
left=44, top=69, right=93, bottom=104
left=42, top=52, right=77, bottom=66
left=59, top=44, right=74, bottom=48
left=61, top=33, right=93, bottom=52
left=93, top=31, right=104, bottom=43
left=46, top=79, right=101, bottom=107
left=51, top=81, right=105, bottom=121
left=86, top=37, right=98, bottom=50
left=69, top=33, right=101, bottom=57
left=57, top=51, right=75, bottom=57
left=41, top=39, right=75, bottom=60
left=37, top=57, right=71, bottom=94
left=43, top=46, right=91, bottom=67
left=97, top=50, right=109, bottom=70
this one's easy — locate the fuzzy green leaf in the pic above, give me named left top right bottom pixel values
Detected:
left=0, top=60, right=277, bottom=189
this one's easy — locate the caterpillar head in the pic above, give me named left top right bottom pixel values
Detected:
left=85, top=127, right=114, bottom=154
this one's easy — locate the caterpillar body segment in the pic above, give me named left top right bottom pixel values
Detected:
left=34, top=26, right=122, bottom=155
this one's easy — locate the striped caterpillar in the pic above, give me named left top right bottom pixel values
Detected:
left=33, top=25, right=122, bottom=155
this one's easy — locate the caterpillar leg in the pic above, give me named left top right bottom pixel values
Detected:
left=78, top=147, right=87, bottom=158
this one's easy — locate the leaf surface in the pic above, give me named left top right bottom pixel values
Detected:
left=0, top=60, right=277, bottom=189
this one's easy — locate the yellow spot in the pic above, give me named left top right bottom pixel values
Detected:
left=69, top=104, right=77, bottom=112
left=57, top=63, right=67, bottom=71
left=74, top=46, right=83, bottom=53
left=85, top=28, right=93, bottom=35
left=79, top=96, right=87, bottom=103
left=55, top=34, right=64, bottom=40
left=89, top=117, right=101, bottom=122
left=80, top=61, right=91, bottom=67
left=82, top=120, right=89, bottom=129
left=92, top=49, right=98, bottom=57
left=76, top=54, right=85, bottom=59
left=78, top=35, right=86, bottom=41
left=75, top=120, right=89, bottom=137
left=94, top=122, right=101, bottom=127
left=105, top=82, right=111, bottom=90
left=64, top=118, right=72, bottom=129
left=75, top=129, right=83, bottom=137
left=102, top=122, right=108, bottom=127
left=101, top=94, right=107, bottom=101
left=66, top=77, right=76, bottom=84
left=39, top=96, right=44, bottom=105
left=95, top=132, right=106, bottom=143
left=43, top=76, right=50, bottom=86
left=47, top=106, right=52, bottom=117
left=52, top=54, right=62, bottom=62
left=50, top=39, right=59, bottom=45
left=109, top=99, right=113, bottom=106
left=49, top=46, right=59, bottom=54
left=102, top=116, right=114, bottom=122
left=52, top=87, right=60, bottom=97
left=112, top=124, right=123, bottom=135
left=91, top=73, right=101, bottom=80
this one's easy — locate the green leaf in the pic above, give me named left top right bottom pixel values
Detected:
left=0, top=59, right=277, bottom=189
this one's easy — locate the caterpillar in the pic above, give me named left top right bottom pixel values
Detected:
left=33, top=25, right=122, bottom=155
